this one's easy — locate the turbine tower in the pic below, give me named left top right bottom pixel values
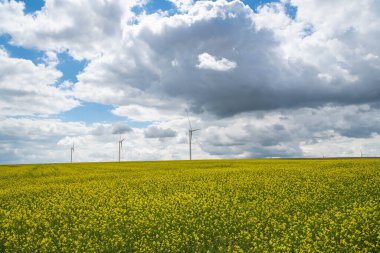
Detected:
left=187, top=111, right=199, bottom=160
left=70, top=142, right=74, bottom=163
left=118, top=137, right=125, bottom=162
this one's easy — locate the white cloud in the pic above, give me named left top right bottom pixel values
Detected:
left=0, top=117, right=208, bottom=163
left=69, top=0, right=380, bottom=118
left=0, top=0, right=142, bottom=60
left=0, top=48, right=78, bottom=116
left=196, top=52, right=237, bottom=71
left=1, top=103, right=380, bottom=164
left=364, top=53, right=378, bottom=61
left=317, top=73, right=333, bottom=83
left=43, top=51, right=59, bottom=67
left=168, top=0, right=194, bottom=12
left=112, top=105, right=183, bottom=122
left=2, top=0, right=379, bottom=112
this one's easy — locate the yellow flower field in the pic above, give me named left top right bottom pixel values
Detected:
left=0, top=159, right=379, bottom=252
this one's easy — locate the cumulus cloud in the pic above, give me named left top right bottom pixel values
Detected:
left=1, top=103, right=380, bottom=164
left=0, top=118, right=87, bottom=163
left=5, top=0, right=379, bottom=116
left=0, top=48, right=78, bottom=116
left=196, top=52, right=237, bottom=71
left=72, top=0, right=279, bottom=116
left=199, top=104, right=380, bottom=158
left=67, top=0, right=380, bottom=118
left=0, top=0, right=142, bottom=60
left=0, top=117, right=204, bottom=163
left=2, top=0, right=380, bottom=116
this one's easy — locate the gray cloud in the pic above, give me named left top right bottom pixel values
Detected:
left=197, top=104, right=380, bottom=158
left=69, top=0, right=380, bottom=119
left=0, top=104, right=379, bottom=164
left=0, top=148, right=18, bottom=164
left=201, top=117, right=302, bottom=158
left=144, top=126, right=177, bottom=138
left=111, top=122, right=132, bottom=135
left=2, top=0, right=380, bottom=119
left=90, top=124, right=108, bottom=136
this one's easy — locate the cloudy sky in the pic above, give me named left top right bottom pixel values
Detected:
left=1, top=0, right=380, bottom=164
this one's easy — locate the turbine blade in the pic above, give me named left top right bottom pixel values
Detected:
left=186, top=109, right=192, bottom=130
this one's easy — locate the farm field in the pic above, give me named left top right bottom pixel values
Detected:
left=0, top=159, right=379, bottom=252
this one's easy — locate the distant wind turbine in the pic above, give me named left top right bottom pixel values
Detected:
left=118, top=137, right=125, bottom=162
left=187, top=111, right=199, bottom=160
left=70, top=142, right=74, bottom=163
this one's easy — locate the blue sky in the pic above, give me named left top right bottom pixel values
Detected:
left=1, top=0, right=379, bottom=163
left=0, top=33, right=43, bottom=64
left=19, top=0, right=44, bottom=13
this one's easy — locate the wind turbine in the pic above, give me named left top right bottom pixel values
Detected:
left=118, top=137, right=125, bottom=162
left=70, top=142, right=74, bottom=163
left=187, top=111, right=199, bottom=160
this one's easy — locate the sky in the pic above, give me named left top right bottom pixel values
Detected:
left=0, top=0, right=380, bottom=164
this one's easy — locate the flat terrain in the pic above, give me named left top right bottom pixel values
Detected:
left=0, top=159, right=379, bottom=252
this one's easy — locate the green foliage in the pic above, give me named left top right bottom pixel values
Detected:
left=0, top=159, right=379, bottom=252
